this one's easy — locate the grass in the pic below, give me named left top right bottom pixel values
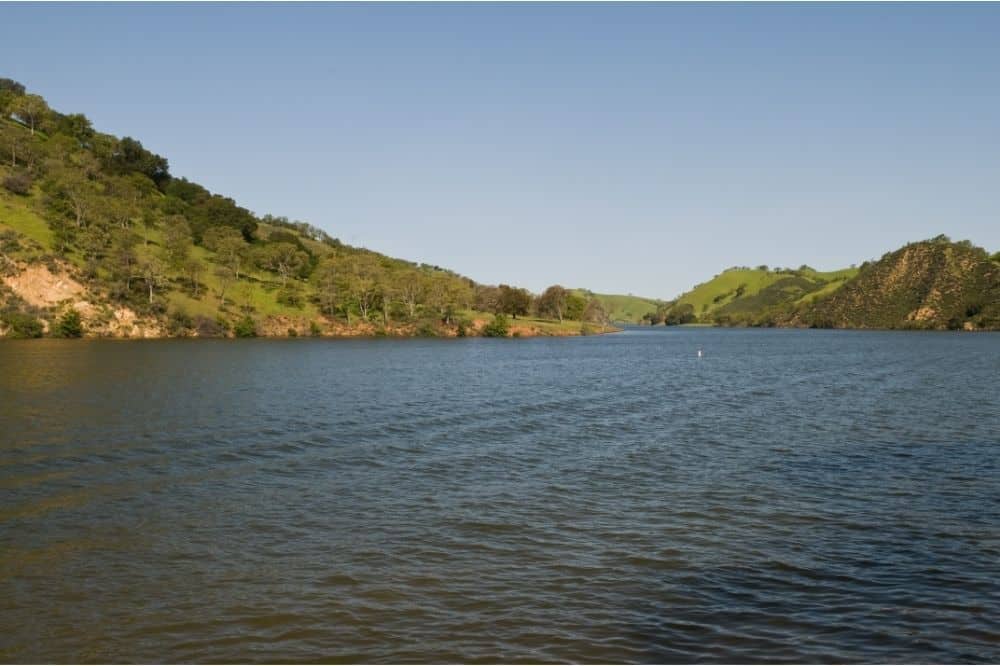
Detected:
left=461, top=310, right=618, bottom=336
left=0, top=189, right=54, bottom=249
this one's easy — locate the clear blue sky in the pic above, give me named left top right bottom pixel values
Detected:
left=5, top=3, right=1000, bottom=298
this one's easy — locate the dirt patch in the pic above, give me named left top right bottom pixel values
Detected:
left=2, top=263, right=84, bottom=307
left=906, top=306, right=938, bottom=322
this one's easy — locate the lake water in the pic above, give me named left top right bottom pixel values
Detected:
left=1, top=328, right=998, bottom=663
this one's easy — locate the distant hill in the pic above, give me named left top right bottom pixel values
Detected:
left=571, top=289, right=665, bottom=324
left=649, top=265, right=857, bottom=326
left=653, top=237, right=1000, bottom=330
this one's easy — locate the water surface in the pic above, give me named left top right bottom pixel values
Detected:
left=1, top=328, right=998, bottom=662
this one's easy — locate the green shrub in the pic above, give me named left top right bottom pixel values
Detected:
left=455, top=316, right=473, bottom=337
left=309, top=321, right=322, bottom=337
left=193, top=315, right=226, bottom=338
left=2, top=171, right=32, bottom=196
left=54, top=309, right=83, bottom=338
left=167, top=309, right=193, bottom=336
left=416, top=321, right=439, bottom=337
left=287, top=327, right=298, bottom=337
left=276, top=286, right=304, bottom=308
left=233, top=315, right=257, bottom=338
left=2, top=311, right=43, bottom=338
left=482, top=314, right=510, bottom=337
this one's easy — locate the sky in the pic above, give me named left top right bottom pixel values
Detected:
left=4, top=3, right=1000, bottom=299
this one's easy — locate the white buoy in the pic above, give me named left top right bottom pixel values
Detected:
left=697, top=347, right=703, bottom=358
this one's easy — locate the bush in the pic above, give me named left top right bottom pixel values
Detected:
left=193, top=315, right=226, bottom=338
left=167, top=309, right=193, bottom=336
left=276, top=286, right=304, bottom=308
left=287, top=327, right=298, bottom=337
left=0, top=230, right=21, bottom=254
left=455, top=316, right=473, bottom=337
left=309, top=321, right=322, bottom=337
left=415, top=321, right=439, bottom=337
left=2, top=311, right=43, bottom=338
left=233, top=315, right=257, bottom=338
left=54, top=309, right=83, bottom=338
left=2, top=171, right=32, bottom=196
left=482, top=314, right=510, bottom=337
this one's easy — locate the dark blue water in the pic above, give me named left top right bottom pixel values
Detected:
left=1, top=328, right=998, bottom=663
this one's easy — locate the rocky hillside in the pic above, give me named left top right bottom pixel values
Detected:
left=790, top=237, right=1000, bottom=330
left=646, top=236, right=1000, bottom=331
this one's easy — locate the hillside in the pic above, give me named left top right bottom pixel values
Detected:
left=646, top=265, right=858, bottom=326
left=0, top=78, right=617, bottom=339
left=648, top=237, right=1000, bottom=331
left=788, top=237, right=1000, bottom=330
left=571, top=289, right=665, bottom=324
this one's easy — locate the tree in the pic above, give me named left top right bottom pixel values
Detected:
left=214, top=266, right=235, bottom=307
left=107, top=137, right=170, bottom=186
left=253, top=242, right=309, bottom=286
left=188, top=195, right=257, bottom=242
left=108, top=229, right=140, bottom=295
left=376, top=267, right=399, bottom=325
left=0, top=79, right=25, bottom=123
left=474, top=284, right=502, bottom=314
left=12, top=94, right=50, bottom=135
left=337, top=254, right=382, bottom=322
left=313, top=258, right=339, bottom=316
left=498, top=284, right=531, bottom=319
left=536, top=285, right=569, bottom=322
left=204, top=226, right=248, bottom=280
left=55, top=309, right=83, bottom=338
left=564, top=292, right=587, bottom=320
left=0, top=78, right=25, bottom=96
left=162, top=217, right=192, bottom=270
left=664, top=303, right=697, bottom=325
left=54, top=113, right=95, bottom=144
left=43, top=167, right=101, bottom=229
left=184, top=257, right=204, bottom=297
left=425, top=272, right=472, bottom=324
left=78, top=224, right=111, bottom=263
left=583, top=298, right=609, bottom=324
left=398, top=269, right=426, bottom=319
left=138, top=257, right=167, bottom=304
left=1, top=128, right=33, bottom=169
left=0, top=91, right=17, bottom=121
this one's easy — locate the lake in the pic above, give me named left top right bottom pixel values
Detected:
left=1, top=328, right=998, bottom=663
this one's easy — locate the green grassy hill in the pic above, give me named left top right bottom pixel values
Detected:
left=655, top=265, right=857, bottom=326
left=0, top=79, right=616, bottom=339
left=571, top=289, right=665, bottom=324
left=655, top=238, right=1000, bottom=330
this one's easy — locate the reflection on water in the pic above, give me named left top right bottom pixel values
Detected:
left=1, top=330, right=999, bottom=662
